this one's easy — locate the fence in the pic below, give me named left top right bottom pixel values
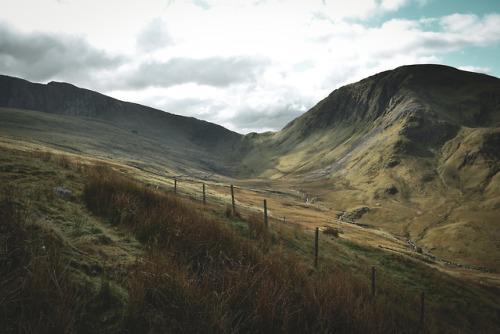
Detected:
left=163, top=174, right=427, bottom=329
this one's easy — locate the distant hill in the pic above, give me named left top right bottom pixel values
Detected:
left=0, top=75, right=241, bottom=148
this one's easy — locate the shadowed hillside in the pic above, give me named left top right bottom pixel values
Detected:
left=0, top=75, right=247, bottom=176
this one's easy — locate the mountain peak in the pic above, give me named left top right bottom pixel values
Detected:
left=282, top=64, right=500, bottom=137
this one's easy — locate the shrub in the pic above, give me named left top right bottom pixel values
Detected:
left=323, top=227, right=340, bottom=238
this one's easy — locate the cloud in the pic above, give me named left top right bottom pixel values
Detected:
left=439, top=13, right=500, bottom=45
left=226, top=102, right=307, bottom=134
left=458, top=65, right=492, bottom=74
left=1, top=0, right=499, bottom=134
left=122, top=82, right=313, bottom=134
left=119, top=56, right=270, bottom=89
left=110, top=10, right=500, bottom=133
left=318, top=0, right=411, bottom=21
left=0, top=23, right=124, bottom=84
left=344, top=14, right=500, bottom=66
left=136, top=18, right=174, bottom=52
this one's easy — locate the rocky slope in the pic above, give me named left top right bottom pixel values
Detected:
left=243, top=65, right=500, bottom=179
left=242, top=64, right=500, bottom=270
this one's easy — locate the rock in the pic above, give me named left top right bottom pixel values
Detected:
left=53, top=187, right=74, bottom=200
left=385, top=186, right=398, bottom=195
left=387, top=160, right=399, bottom=168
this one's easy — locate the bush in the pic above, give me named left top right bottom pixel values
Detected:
left=323, top=227, right=340, bottom=238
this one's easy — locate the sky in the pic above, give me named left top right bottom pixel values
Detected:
left=0, top=0, right=499, bottom=134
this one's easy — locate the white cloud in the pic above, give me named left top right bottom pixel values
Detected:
left=458, top=66, right=492, bottom=74
left=0, top=0, right=499, bottom=133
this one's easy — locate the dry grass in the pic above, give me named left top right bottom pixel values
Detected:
left=78, top=161, right=424, bottom=333
left=0, top=186, right=93, bottom=333
left=1, top=146, right=499, bottom=333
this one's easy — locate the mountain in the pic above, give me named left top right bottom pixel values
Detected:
left=0, top=75, right=242, bottom=148
left=242, top=65, right=500, bottom=270
left=243, top=65, right=500, bottom=179
left=1, top=65, right=499, bottom=270
left=0, top=74, right=246, bottom=176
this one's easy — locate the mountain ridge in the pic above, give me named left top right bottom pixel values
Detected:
left=241, top=65, right=500, bottom=178
left=0, top=74, right=242, bottom=150
left=237, top=65, right=500, bottom=270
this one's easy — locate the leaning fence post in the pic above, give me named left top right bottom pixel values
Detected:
left=371, top=265, right=376, bottom=297
left=264, top=199, right=268, bottom=227
left=203, top=183, right=206, bottom=205
left=314, top=227, right=319, bottom=268
left=231, top=185, right=235, bottom=215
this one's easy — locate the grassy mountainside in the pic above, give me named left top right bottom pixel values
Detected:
left=0, top=107, right=242, bottom=178
left=0, top=65, right=499, bottom=273
left=1, top=145, right=499, bottom=333
left=241, top=65, right=500, bottom=271
left=0, top=75, right=246, bottom=175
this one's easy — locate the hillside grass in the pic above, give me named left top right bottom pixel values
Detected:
left=1, top=146, right=499, bottom=333
left=3, top=106, right=500, bottom=273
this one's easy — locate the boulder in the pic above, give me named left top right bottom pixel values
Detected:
left=53, top=187, right=74, bottom=200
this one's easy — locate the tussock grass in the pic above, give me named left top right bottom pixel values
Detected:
left=2, top=147, right=499, bottom=333
left=80, top=165, right=424, bottom=333
left=0, top=186, right=93, bottom=333
left=323, top=226, right=340, bottom=237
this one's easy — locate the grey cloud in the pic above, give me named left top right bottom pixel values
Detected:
left=142, top=96, right=213, bottom=115
left=125, top=56, right=269, bottom=89
left=0, top=23, right=124, bottom=83
left=137, top=92, right=308, bottom=134
left=228, top=102, right=310, bottom=134
left=136, top=18, right=174, bottom=52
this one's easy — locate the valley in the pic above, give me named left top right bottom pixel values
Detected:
left=1, top=64, right=499, bottom=332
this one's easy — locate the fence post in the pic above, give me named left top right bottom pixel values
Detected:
left=371, top=265, right=376, bottom=297
left=203, top=183, right=206, bottom=205
left=420, top=292, right=425, bottom=328
left=264, top=199, right=268, bottom=227
left=174, top=178, right=177, bottom=194
left=231, top=185, right=235, bottom=215
left=314, top=227, right=319, bottom=268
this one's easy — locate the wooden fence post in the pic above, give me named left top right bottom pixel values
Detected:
left=231, top=185, right=235, bottom=215
left=203, top=183, right=206, bottom=205
left=420, top=292, right=425, bottom=328
left=371, top=265, right=376, bottom=297
left=314, top=227, right=319, bottom=268
left=264, top=199, right=268, bottom=227
left=174, top=178, right=177, bottom=194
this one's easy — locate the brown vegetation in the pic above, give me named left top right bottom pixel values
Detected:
left=1, top=147, right=499, bottom=333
